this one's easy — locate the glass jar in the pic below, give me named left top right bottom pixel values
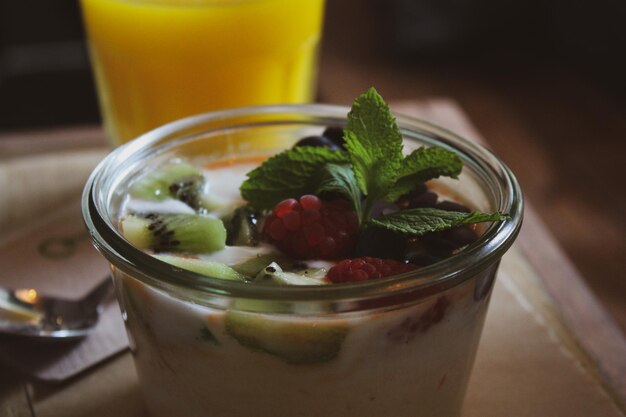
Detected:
left=83, top=104, right=523, bottom=417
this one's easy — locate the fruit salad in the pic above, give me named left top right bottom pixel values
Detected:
left=119, top=89, right=507, bottom=289
left=84, top=88, right=521, bottom=417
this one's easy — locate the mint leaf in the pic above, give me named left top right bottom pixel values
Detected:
left=315, top=163, right=362, bottom=218
left=386, top=147, right=463, bottom=201
left=369, top=208, right=509, bottom=236
left=239, top=87, right=510, bottom=245
left=240, top=147, right=348, bottom=210
left=344, top=88, right=403, bottom=217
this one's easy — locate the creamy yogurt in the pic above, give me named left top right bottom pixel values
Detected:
left=114, top=159, right=496, bottom=417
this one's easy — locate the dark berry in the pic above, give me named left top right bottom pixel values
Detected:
left=322, top=126, right=346, bottom=149
left=411, top=191, right=439, bottom=208
left=396, top=184, right=438, bottom=209
left=403, top=231, right=473, bottom=267
left=405, top=251, right=444, bottom=267
left=294, top=135, right=341, bottom=150
left=263, top=195, right=358, bottom=260
left=441, top=226, right=478, bottom=248
left=403, top=237, right=445, bottom=266
left=368, top=200, right=400, bottom=219
left=436, top=200, right=471, bottom=213
left=327, top=257, right=417, bottom=283
left=354, top=226, right=407, bottom=260
left=422, top=225, right=478, bottom=253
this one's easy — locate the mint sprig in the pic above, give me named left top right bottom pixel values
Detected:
left=240, top=87, right=509, bottom=242
left=315, top=163, right=362, bottom=216
left=386, top=147, right=463, bottom=202
left=240, top=146, right=348, bottom=210
left=369, top=208, right=510, bottom=236
left=343, top=88, right=403, bottom=218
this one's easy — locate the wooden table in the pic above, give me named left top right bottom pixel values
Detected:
left=1, top=101, right=625, bottom=416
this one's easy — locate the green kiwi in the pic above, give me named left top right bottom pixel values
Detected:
left=253, top=262, right=327, bottom=286
left=231, top=254, right=293, bottom=277
left=121, top=213, right=226, bottom=254
left=225, top=311, right=348, bottom=365
left=154, top=254, right=245, bottom=281
left=224, top=206, right=262, bottom=246
left=129, top=163, right=204, bottom=206
left=129, top=162, right=235, bottom=213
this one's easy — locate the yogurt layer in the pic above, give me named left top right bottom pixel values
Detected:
left=113, top=159, right=497, bottom=417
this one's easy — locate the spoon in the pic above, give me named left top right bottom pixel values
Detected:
left=0, top=277, right=114, bottom=339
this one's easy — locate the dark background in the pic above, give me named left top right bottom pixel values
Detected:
left=1, top=0, right=625, bottom=130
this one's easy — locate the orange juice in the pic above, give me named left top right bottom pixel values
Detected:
left=81, top=0, right=325, bottom=145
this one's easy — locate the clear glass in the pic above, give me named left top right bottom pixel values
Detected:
left=80, top=0, right=326, bottom=146
left=83, top=105, right=523, bottom=417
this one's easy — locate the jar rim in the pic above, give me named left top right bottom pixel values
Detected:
left=82, top=103, right=523, bottom=302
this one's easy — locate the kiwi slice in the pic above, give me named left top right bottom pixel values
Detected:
left=225, top=311, right=348, bottom=365
left=154, top=254, right=245, bottom=281
left=224, top=206, right=261, bottom=246
left=254, top=262, right=327, bottom=286
left=130, top=163, right=203, bottom=202
left=121, top=213, right=226, bottom=254
left=129, top=162, right=235, bottom=213
left=231, top=254, right=293, bottom=277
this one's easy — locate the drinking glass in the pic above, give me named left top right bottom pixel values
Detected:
left=80, top=0, right=325, bottom=146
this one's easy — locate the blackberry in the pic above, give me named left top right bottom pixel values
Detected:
left=395, top=185, right=479, bottom=261
left=321, top=126, right=346, bottom=149
left=396, top=183, right=437, bottom=209
left=293, top=126, right=346, bottom=150
left=354, top=226, right=408, bottom=260
left=294, top=136, right=341, bottom=150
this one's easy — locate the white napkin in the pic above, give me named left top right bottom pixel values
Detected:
left=0, top=200, right=128, bottom=381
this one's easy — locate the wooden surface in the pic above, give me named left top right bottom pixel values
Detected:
left=0, top=100, right=624, bottom=416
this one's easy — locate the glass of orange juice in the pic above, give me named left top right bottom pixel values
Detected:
left=80, top=0, right=326, bottom=146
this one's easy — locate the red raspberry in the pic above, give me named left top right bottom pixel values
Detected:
left=263, top=195, right=358, bottom=260
left=327, top=257, right=417, bottom=283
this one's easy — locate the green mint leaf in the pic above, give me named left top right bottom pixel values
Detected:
left=344, top=88, right=403, bottom=209
left=240, top=147, right=348, bottom=210
left=369, top=208, right=509, bottom=236
left=386, top=147, right=463, bottom=201
left=315, top=163, right=362, bottom=219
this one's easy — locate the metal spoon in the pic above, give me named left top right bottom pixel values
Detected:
left=0, top=277, right=114, bottom=339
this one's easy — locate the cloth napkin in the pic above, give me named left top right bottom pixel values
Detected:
left=0, top=200, right=128, bottom=382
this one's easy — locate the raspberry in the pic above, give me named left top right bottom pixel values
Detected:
left=327, top=257, right=417, bottom=283
left=263, top=195, right=358, bottom=260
